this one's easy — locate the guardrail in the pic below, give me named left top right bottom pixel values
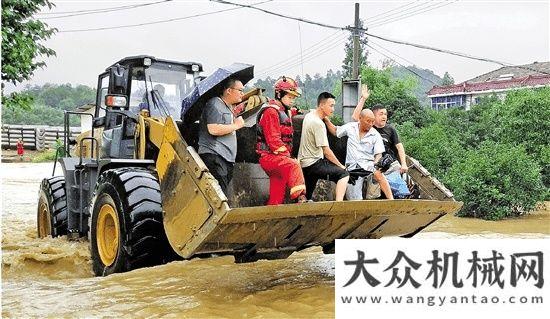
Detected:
left=1, top=124, right=81, bottom=151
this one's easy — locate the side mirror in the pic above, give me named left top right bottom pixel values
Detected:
left=105, top=94, right=128, bottom=108
left=109, top=64, right=129, bottom=95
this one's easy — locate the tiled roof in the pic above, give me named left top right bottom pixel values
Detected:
left=467, top=61, right=550, bottom=83
left=427, top=74, right=550, bottom=96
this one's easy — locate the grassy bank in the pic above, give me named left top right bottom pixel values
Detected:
left=1, top=149, right=56, bottom=163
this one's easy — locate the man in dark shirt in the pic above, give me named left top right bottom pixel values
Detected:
left=370, top=104, right=408, bottom=174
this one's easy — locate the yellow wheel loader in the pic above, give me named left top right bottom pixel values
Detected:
left=37, top=56, right=462, bottom=276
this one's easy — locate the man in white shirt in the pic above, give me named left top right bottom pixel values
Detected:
left=324, top=108, right=394, bottom=200
left=298, top=92, right=350, bottom=201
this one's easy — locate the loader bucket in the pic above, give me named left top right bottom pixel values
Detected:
left=194, top=199, right=461, bottom=260
left=156, top=118, right=463, bottom=260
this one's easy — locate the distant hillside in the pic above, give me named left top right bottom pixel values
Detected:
left=390, top=66, right=443, bottom=107
left=254, top=69, right=344, bottom=110
left=2, top=83, right=95, bottom=125
left=253, top=66, right=443, bottom=109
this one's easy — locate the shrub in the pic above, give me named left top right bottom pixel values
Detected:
left=446, top=142, right=545, bottom=220
left=361, top=66, right=426, bottom=127
left=32, top=149, right=57, bottom=162
left=497, top=88, right=550, bottom=188
left=388, top=92, right=427, bottom=127
left=32, top=140, right=65, bottom=163
left=398, top=122, right=463, bottom=178
left=426, top=107, right=478, bottom=148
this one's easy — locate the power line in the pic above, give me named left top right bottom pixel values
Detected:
left=214, top=0, right=514, bottom=67
left=259, top=37, right=348, bottom=78
left=53, top=0, right=546, bottom=78
left=367, top=0, right=435, bottom=25
left=365, top=1, right=420, bottom=21
left=257, top=38, right=345, bottom=78
left=257, top=36, right=349, bottom=79
left=256, top=30, right=344, bottom=75
left=37, top=2, right=159, bottom=15
left=367, top=41, right=439, bottom=85
left=58, top=0, right=272, bottom=33
left=257, top=30, right=343, bottom=74
left=211, top=0, right=344, bottom=31
left=366, top=43, right=435, bottom=84
left=371, top=36, right=550, bottom=78
left=364, top=32, right=510, bottom=66
left=255, top=33, right=348, bottom=78
left=369, top=39, right=420, bottom=68
left=368, top=1, right=446, bottom=26
left=369, top=1, right=458, bottom=29
left=39, top=0, right=172, bottom=20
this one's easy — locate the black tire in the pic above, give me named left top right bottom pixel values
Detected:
left=37, top=176, right=68, bottom=238
left=89, top=167, right=176, bottom=276
left=322, top=242, right=335, bottom=255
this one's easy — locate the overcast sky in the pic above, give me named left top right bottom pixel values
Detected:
left=10, top=0, right=550, bottom=91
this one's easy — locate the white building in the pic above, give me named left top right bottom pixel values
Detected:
left=427, top=62, right=550, bottom=110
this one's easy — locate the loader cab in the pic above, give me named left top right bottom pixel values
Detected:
left=96, top=56, right=202, bottom=124
left=95, top=56, right=203, bottom=158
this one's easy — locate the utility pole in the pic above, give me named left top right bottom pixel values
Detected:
left=352, top=2, right=360, bottom=79
left=342, top=3, right=362, bottom=122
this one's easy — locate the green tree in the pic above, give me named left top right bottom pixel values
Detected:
left=252, top=70, right=343, bottom=111
left=391, top=65, right=444, bottom=106
left=1, top=0, right=56, bottom=108
left=389, top=91, right=426, bottom=128
left=295, top=70, right=343, bottom=110
left=360, top=65, right=427, bottom=127
left=1, top=83, right=94, bottom=125
left=2, top=104, right=66, bottom=125
left=441, top=71, right=455, bottom=85
left=401, top=88, right=549, bottom=218
left=497, top=88, right=550, bottom=188
left=446, top=142, right=545, bottom=220
left=425, top=107, right=480, bottom=148
left=342, top=19, right=369, bottom=79
left=252, top=76, right=276, bottom=94
left=398, top=121, right=463, bottom=178
left=446, top=89, right=550, bottom=189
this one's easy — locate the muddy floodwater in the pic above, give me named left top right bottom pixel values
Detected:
left=1, top=162, right=549, bottom=318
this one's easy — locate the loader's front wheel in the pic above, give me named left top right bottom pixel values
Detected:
left=96, top=199, right=120, bottom=267
left=37, top=176, right=68, bottom=238
left=89, top=168, right=175, bottom=276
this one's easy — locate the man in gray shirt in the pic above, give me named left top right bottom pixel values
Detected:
left=198, top=77, right=245, bottom=194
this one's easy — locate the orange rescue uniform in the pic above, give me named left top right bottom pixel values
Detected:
left=256, top=100, right=305, bottom=205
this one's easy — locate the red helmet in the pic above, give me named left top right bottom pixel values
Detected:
left=274, top=76, right=301, bottom=98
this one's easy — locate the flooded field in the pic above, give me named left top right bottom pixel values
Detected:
left=1, top=162, right=549, bottom=318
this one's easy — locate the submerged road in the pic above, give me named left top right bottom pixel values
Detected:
left=2, top=162, right=548, bottom=317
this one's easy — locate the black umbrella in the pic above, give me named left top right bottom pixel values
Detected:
left=180, top=63, right=254, bottom=121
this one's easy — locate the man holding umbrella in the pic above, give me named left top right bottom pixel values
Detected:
left=198, top=77, right=246, bottom=194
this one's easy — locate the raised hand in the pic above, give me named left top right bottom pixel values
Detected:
left=361, top=84, right=370, bottom=100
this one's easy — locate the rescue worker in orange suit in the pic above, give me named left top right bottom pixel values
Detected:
left=256, top=76, right=307, bottom=205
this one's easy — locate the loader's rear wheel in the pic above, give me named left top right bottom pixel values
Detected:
left=89, top=167, right=176, bottom=276
left=37, top=176, right=68, bottom=238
